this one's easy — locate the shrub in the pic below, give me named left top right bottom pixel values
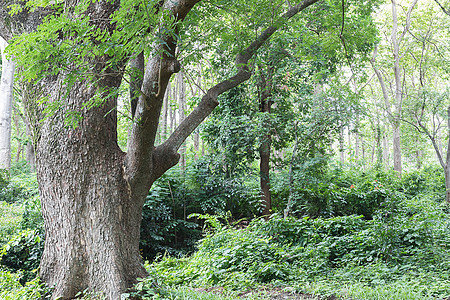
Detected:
left=0, top=229, right=44, bottom=284
left=140, top=159, right=262, bottom=261
left=146, top=202, right=450, bottom=295
left=0, top=170, right=38, bottom=204
left=272, top=162, right=398, bottom=219
left=0, top=270, right=49, bottom=300
left=140, top=167, right=202, bottom=260
left=0, top=201, right=24, bottom=245
left=20, top=195, right=44, bottom=234
left=400, top=166, right=445, bottom=200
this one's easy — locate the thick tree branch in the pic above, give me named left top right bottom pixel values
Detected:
left=150, top=0, right=320, bottom=183
left=129, top=51, right=145, bottom=118
left=126, top=0, right=201, bottom=194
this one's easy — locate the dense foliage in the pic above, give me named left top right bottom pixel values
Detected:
left=137, top=171, right=450, bottom=298
left=1, top=159, right=450, bottom=299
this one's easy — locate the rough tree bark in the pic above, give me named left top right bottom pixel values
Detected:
left=0, top=0, right=321, bottom=298
left=0, top=37, right=14, bottom=170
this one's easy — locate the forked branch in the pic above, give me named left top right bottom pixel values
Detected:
left=150, top=0, right=320, bottom=183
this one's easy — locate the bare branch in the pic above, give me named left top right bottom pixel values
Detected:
left=434, top=0, right=450, bottom=16
left=371, top=45, right=392, bottom=115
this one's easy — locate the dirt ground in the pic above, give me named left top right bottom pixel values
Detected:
left=195, top=287, right=343, bottom=300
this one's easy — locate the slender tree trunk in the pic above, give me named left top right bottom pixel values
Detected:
left=355, top=128, right=360, bottom=162
left=383, top=131, right=389, bottom=168
left=438, top=126, right=444, bottom=159
left=285, top=124, right=299, bottom=218
left=347, top=126, right=352, bottom=159
left=371, top=138, right=375, bottom=164
left=193, top=71, right=201, bottom=161
left=392, top=121, right=401, bottom=174
left=201, top=139, right=205, bottom=156
left=194, top=129, right=200, bottom=161
left=170, top=80, right=176, bottom=134
left=258, top=66, right=273, bottom=216
left=0, top=38, right=14, bottom=170
left=18, top=91, right=37, bottom=171
left=370, top=0, right=417, bottom=178
left=376, top=125, right=383, bottom=168
left=391, top=0, right=403, bottom=177
left=162, top=82, right=170, bottom=142
left=391, top=0, right=417, bottom=177
left=416, top=149, right=422, bottom=169
left=24, top=121, right=36, bottom=171
left=260, top=114, right=271, bottom=216
left=178, top=71, right=186, bottom=170
left=13, top=112, right=22, bottom=162
left=444, top=107, right=450, bottom=203
left=361, top=136, right=366, bottom=169
left=416, top=107, right=450, bottom=203
left=339, top=126, right=345, bottom=164
left=445, top=170, right=450, bottom=203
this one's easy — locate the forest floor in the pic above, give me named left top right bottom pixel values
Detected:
left=195, top=287, right=344, bottom=299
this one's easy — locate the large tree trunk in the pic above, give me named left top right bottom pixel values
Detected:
left=0, top=37, right=14, bottom=170
left=35, top=78, right=147, bottom=299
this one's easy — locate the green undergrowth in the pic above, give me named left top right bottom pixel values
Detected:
left=0, top=201, right=24, bottom=245
left=0, top=167, right=46, bottom=298
left=0, top=270, right=49, bottom=300
left=138, top=195, right=450, bottom=300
